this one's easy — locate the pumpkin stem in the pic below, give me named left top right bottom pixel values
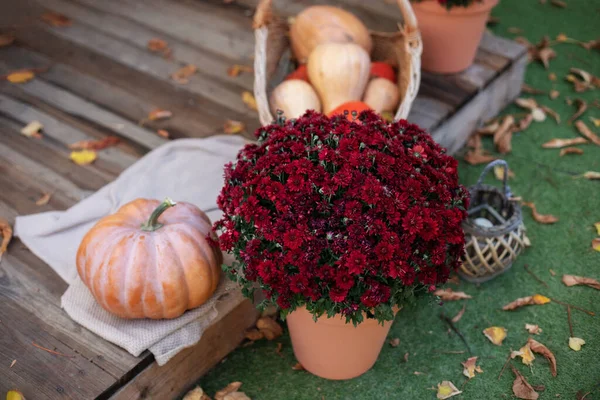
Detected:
left=140, top=197, right=177, bottom=231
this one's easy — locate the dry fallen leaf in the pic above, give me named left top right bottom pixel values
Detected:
left=494, top=115, right=515, bottom=154
left=157, top=129, right=170, bottom=139
left=464, top=150, right=496, bottom=165
left=528, top=338, right=557, bottom=377
left=550, top=0, right=566, bottom=7
left=525, top=324, right=542, bottom=335
left=568, top=98, right=588, bottom=124
left=583, top=171, right=600, bottom=180
left=41, top=11, right=72, bottom=27
left=514, top=114, right=534, bottom=132
left=224, top=120, right=245, bottom=135
left=515, top=98, right=539, bottom=110
left=559, top=147, right=583, bottom=156
left=569, top=337, right=585, bottom=351
left=451, top=304, right=466, bottom=323
left=436, top=381, right=462, bottom=399
left=522, top=202, right=558, bottom=224
left=568, top=68, right=600, bottom=92
left=462, top=356, right=483, bottom=379
left=256, top=317, right=282, bottom=340
left=292, top=362, right=305, bottom=371
left=20, top=121, right=43, bottom=138
left=503, top=294, right=551, bottom=310
left=521, top=84, right=545, bottom=95
left=171, top=64, right=198, bottom=84
left=433, top=288, right=472, bottom=301
left=0, top=218, right=13, bottom=262
left=9, top=359, right=16, bottom=368
left=478, top=121, right=500, bottom=135
left=592, top=238, right=600, bottom=252
left=0, top=33, right=15, bottom=47
left=520, top=36, right=556, bottom=69
left=242, top=91, right=258, bottom=111
left=512, top=343, right=535, bottom=366
left=223, top=393, right=250, bottom=400
left=483, top=326, right=507, bottom=345
left=508, top=27, right=523, bottom=34
left=511, top=365, right=539, bottom=400
left=214, top=382, right=243, bottom=400
left=562, top=274, right=600, bottom=290
left=542, top=137, right=588, bottom=148
left=389, top=338, right=400, bottom=347
left=540, top=105, right=560, bottom=123
left=70, top=150, right=97, bottom=166
left=574, top=120, right=600, bottom=146
left=494, top=165, right=515, bottom=181
left=7, top=69, right=35, bottom=84
left=590, top=117, right=600, bottom=127
left=594, top=221, right=600, bottom=235
left=244, top=328, right=264, bottom=341
left=68, top=136, right=120, bottom=151
left=227, top=64, right=253, bottom=77
left=556, top=33, right=568, bottom=42
left=147, top=38, right=172, bottom=58
left=549, top=89, right=559, bottom=99
left=182, top=386, right=211, bottom=400
left=548, top=72, right=557, bottom=81
left=538, top=47, right=556, bottom=70
left=148, top=108, right=173, bottom=121
left=275, top=342, right=283, bottom=357
left=404, top=352, right=409, bottom=362
left=6, top=390, right=26, bottom=400
left=35, top=192, right=51, bottom=206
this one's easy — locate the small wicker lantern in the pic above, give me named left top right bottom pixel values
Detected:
left=459, top=160, right=527, bottom=283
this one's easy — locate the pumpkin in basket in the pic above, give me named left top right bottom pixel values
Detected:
left=76, top=198, right=222, bottom=319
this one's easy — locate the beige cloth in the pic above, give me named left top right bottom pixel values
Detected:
left=14, top=136, right=248, bottom=365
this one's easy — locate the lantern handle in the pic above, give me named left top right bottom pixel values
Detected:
left=476, top=160, right=513, bottom=199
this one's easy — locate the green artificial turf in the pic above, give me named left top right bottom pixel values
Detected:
left=192, top=1, right=600, bottom=398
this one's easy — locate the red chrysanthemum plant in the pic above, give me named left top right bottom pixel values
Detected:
left=214, top=110, right=469, bottom=325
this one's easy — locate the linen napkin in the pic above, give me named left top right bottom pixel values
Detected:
left=14, top=135, right=249, bottom=365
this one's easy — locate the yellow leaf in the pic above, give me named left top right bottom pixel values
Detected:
left=594, top=222, right=600, bottom=235
left=517, top=344, right=536, bottom=365
left=20, top=121, right=43, bottom=138
left=461, top=356, right=483, bottom=379
left=223, top=120, right=245, bottom=135
left=590, top=117, right=600, bottom=128
left=436, top=381, right=462, bottom=399
left=592, top=238, right=600, bottom=252
left=6, top=70, right=35, bottom=84
left=242, top=91, right=257, bottom=111
left=569, top=337, right=585, bottom=351
left=157, top=129, right=170, bottom=139
left=6, top=390, right=25, bottom=400
left=493, top=165, right=515, bottom=180
left=556, top=33, right=568, bottom=42
left=532, top=294, right=551, bottom=304
left=35, top=192, right=51, bottom=206
left=70, top=150, right=97, bottom=165
left=483, top=326, right=507, bottom=345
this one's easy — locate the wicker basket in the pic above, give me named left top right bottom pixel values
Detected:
left=252, top=0, right=422, bottom=126
left=459, top=160, right=527, bottom=283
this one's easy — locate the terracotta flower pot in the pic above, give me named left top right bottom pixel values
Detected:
left=286, top=306, right=395, bottom=380
left=413, top=0, right=499, bottom=74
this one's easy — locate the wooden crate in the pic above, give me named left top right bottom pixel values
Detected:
left=0, top=0, right=525, bottom=398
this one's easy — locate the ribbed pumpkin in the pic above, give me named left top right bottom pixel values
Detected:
left=76, top=198, right=222, bottom=319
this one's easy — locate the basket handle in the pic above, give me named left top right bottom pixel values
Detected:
left=476, top=160, right=513, bottom=198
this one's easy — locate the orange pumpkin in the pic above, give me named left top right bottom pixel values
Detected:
left=284, top=65, right=310, bottom=82
left=370, top=62, right=396, bottom=83
left=327, top=101, right=372, bottom=121
left=76, top=198, right=222, bottom=319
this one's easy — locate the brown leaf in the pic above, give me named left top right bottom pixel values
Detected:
left=9, top=359, right=16, bottom=368
left=244, top=329, right=264, bottom=341
left=592, top=238, right=600, bottom=252
left=6, top=69, right=35, bottom=84
left=451, top=304, right=466, bottom=323
left=171, top=64, right=197, bottom=84
left=147, top=38, right=168, bottom=52
left=550, top=0, right=566, bottom=7
left=433, top=288, right=472, bottom=301
left=20, top=120, right=43, bottom=138
left=436, top=381, right=462, bottom=399
left=528, top=338, right=557, bottom=377
left=292, top=362, right=305, bottom=371
left=256, top=317, right=282, bottom=340
left=559, top=147, right=584, bottom=156
left=562, top=274, right=600, bottom=290
left=68, top=136, right=120, bottom=151
left=522, top=202, right=558, bottom=224
left=388, top=337, right=400, bottom=347
left=41, top=11, right=72, bottom=27
left=548, top=72, right=557, bottom=81
left=511, top=365, right=539, bottom=400
left=483, top=326, right=507, bottom=345
left=223, top=120, right=245, bottom=135
left=182, top=386, right=211, bottom=400
left=157, top=129, right=170, bottom=139
left=35, top=193, right=51, bottom=206
left=148, top=108, right=173, bottom=121
left=542, top=137, right=588, bottom=148
left=514, top=114, right=534, bottom=132
left=549, top=269, right=556, bottom=276
left=493, top=115, right=515, bottom=154
left=583, top=171, right=600, bottom=180
left=214, top=382, right=242, bottom=400
left=569, top=68, right=600, bottom=91
left=462, top=356, right=483, bottom=379
left=0, top=33, right=15, bottom=47
left=463, top=150, right=496, bottom=165
left=538, top=47, right=556, bottom=69
left=227, top=64, right=253, bottom=77
left=574, top=120, right=600, bottom=146
left=582, top=38, right=600, bottom=50
left=508, top=27, right=523, bottom=34
left=275, top=342, right=283, bottom=357
left=403, top=352, right=409, bottom=362
left=525, top=323, right=542, bottom=335
left=540, top=105, right=560, bottom=123
left=549, top=89, right=560, bottom=99
left=242, top=91, right=258, bottom=111
left=0, top=218, right=13, bottom=262
left=521, top=84, right=546, bottom=95
left=223, top=393, right=250, bottom=400
left=567, top=98, right=588, bottom=124
left=503, top=294, right=551, bottom=310
left=515, top=98, right=539, bottom=110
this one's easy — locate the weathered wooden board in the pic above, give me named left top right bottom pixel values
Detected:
left=0, top=0, right=526, bottom=398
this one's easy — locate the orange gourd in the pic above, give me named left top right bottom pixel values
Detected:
left=290, top=6, right=372, bottom=63
left=76, top=198, right=222, bottom=319
left=327, top=101, right=372, bottom=121
left=284, top=65, right=310, bottom=82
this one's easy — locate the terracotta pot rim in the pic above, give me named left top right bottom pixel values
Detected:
left=413, top=0, right=499, bottom=16
left=290, top=305, right=400, bottom=327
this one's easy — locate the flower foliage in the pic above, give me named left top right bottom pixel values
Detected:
left=214, top=111, right=469, bottom=324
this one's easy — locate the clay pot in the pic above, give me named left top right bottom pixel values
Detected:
left=413, top=0, right=499, bottom=74
left=286, top=306, right=396, bottom=380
